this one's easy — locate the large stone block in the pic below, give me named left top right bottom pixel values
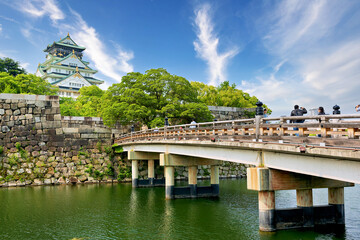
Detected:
left=13, top=109, right=20, bottom=116
left=62, top=128, right=79, bottom=134
left=81, top=133, right=99, bottom=139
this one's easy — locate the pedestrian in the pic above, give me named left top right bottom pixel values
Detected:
left=355, top=104, right=360, bottom=112
left=190, top=120, right=197, bottom=129
left=263, top=108, right=268, bottom=118
left=290, top=105, right=307, bottom=136
left=318, top=106, right=325, bottom=115
left=290, top=105, right=307, bottom=123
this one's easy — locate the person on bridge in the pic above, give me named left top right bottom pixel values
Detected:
left=290, top=105, right=307, bottom=123
left=190, top=120, right=197, bottom=129
left=355, top=104, right=360, bottom=112
left=318, top=107, right=325, bottom=116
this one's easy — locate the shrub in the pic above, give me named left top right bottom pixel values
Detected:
left=117, top=166, right=131, bottom=181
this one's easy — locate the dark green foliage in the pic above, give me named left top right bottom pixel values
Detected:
left=0, top=57, right=26, bottom=76
left=85, top=164, right=94, bottom=174
left=117, top=166, right=131, bottom=181
left=105, top=164, right=114, bottom=177
left=202, top=167, right=210, bottom=176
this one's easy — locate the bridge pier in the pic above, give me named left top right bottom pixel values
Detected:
left=328, top=187, right=345, bottom=225
left=131, top=160, right=138, bottom=188
left=165, top=166, right=175, bottom=199
left=211, top=165, right=220, bottom=196
left=296, top=189, right=314, bottom=227
left=160, top=153, right=220, bottom=199
left=129, top=151, right=165, bottom=188
left=248, top=167, right=353, bottom=232
left=188, top=166, right=197, bottom=198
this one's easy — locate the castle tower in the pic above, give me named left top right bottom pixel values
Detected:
left=36, top=33, right=103, bottom=98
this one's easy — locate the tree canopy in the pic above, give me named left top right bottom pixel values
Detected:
left=102, top=68, right=213, bottom=127
left=0, top=57, right=26, bottom=76
left=191, top=80, right=270, bottom=116
left=0, top=72, right=57, bottom=95
left=58, top=69, right=269, bottom=127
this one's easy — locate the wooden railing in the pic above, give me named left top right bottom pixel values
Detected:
left=116, top=114, right=360, bottom=147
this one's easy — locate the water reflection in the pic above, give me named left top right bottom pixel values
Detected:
left=0, top=180, right=358, bottom=240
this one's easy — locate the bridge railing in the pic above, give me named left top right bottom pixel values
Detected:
left=117, top=114, right=360, bottom=147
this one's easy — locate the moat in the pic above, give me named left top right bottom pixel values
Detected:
left=0, top=179, right=359, bottom=240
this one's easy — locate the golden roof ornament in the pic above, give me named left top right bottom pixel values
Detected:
left=72, top=49, right=75, bottom=54
left=76, top=66, right=79, bottom=72
left=67, top=32, right=70, bottom=37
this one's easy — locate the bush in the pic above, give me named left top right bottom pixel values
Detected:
left=117, top=166, right=131, bottom=181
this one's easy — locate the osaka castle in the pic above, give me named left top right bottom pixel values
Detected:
left=36, top=33, right=103, bottom=98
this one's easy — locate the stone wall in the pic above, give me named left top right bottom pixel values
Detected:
left=208, top=106, right=255, bottom=121
left=0, top=94, right=247, bottom=187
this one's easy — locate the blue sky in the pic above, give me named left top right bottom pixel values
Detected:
left=0, top=0, right=360, bottom=116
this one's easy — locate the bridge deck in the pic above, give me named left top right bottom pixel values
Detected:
left=116, top=114, right=360, bottom=184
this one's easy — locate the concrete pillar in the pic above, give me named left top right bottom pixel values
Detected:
left=296, top=189, right=314, bottom=227
left=211, top=165, right=219, bottom=196
left=131, top=160, right=138, bottom=188
left=165, top=166, right=175, bottom=199
left=188, top=166, right=197, bottom=197
left=148, top=160, right=154, bottom=185
left=328, top=187, right=345, bottom=225
left=259, top=191, right=276, bottom=231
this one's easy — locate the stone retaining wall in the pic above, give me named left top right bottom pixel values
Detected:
left=0, top=94, right=247, bottom=187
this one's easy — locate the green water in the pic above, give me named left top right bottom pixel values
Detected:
left=0, top=179, right=359, bottom=240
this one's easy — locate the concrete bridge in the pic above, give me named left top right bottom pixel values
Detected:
left=114, top=114, right=360, bottom=232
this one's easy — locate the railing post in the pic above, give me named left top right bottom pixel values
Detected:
left=255, top=101, right=264, bottom=141
left=279, top=117, right=284, bottom=136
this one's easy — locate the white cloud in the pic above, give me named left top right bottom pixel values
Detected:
left=9, top=0, right=134, bottom=84
left=0, top=24, right=2, bottom=34
left=21, top=62, right=30, bottom=70
left=15, top=0, right=64, bottom=23
left=193, top=3, right=239, bottom=86
left=63, top=9, right=134, bottom=82
left=247, top=0, right=360, bottom=115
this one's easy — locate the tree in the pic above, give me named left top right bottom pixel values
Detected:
left=191, top=80, right=270, bottom=116
left=102, top=68, right=213, bottom=127
left=0, top=72, right=57, bottom=95
left=76, top=85, right=104, bottom=117
left=59, top=97, right=81, bottom=116
left=0, top=57, right=26, bottom=76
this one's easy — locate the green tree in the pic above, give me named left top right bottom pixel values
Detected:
left=59, top=97, right=81, bottom=116
left=76, top=85, right=104, bottom=117
left=0, top=72, right=57, bottom=95
left=191, top=80, right=270, bottom=116
left=102, top=68, right=213, bottom=127
left=0, top=57, right=26, bottom=76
